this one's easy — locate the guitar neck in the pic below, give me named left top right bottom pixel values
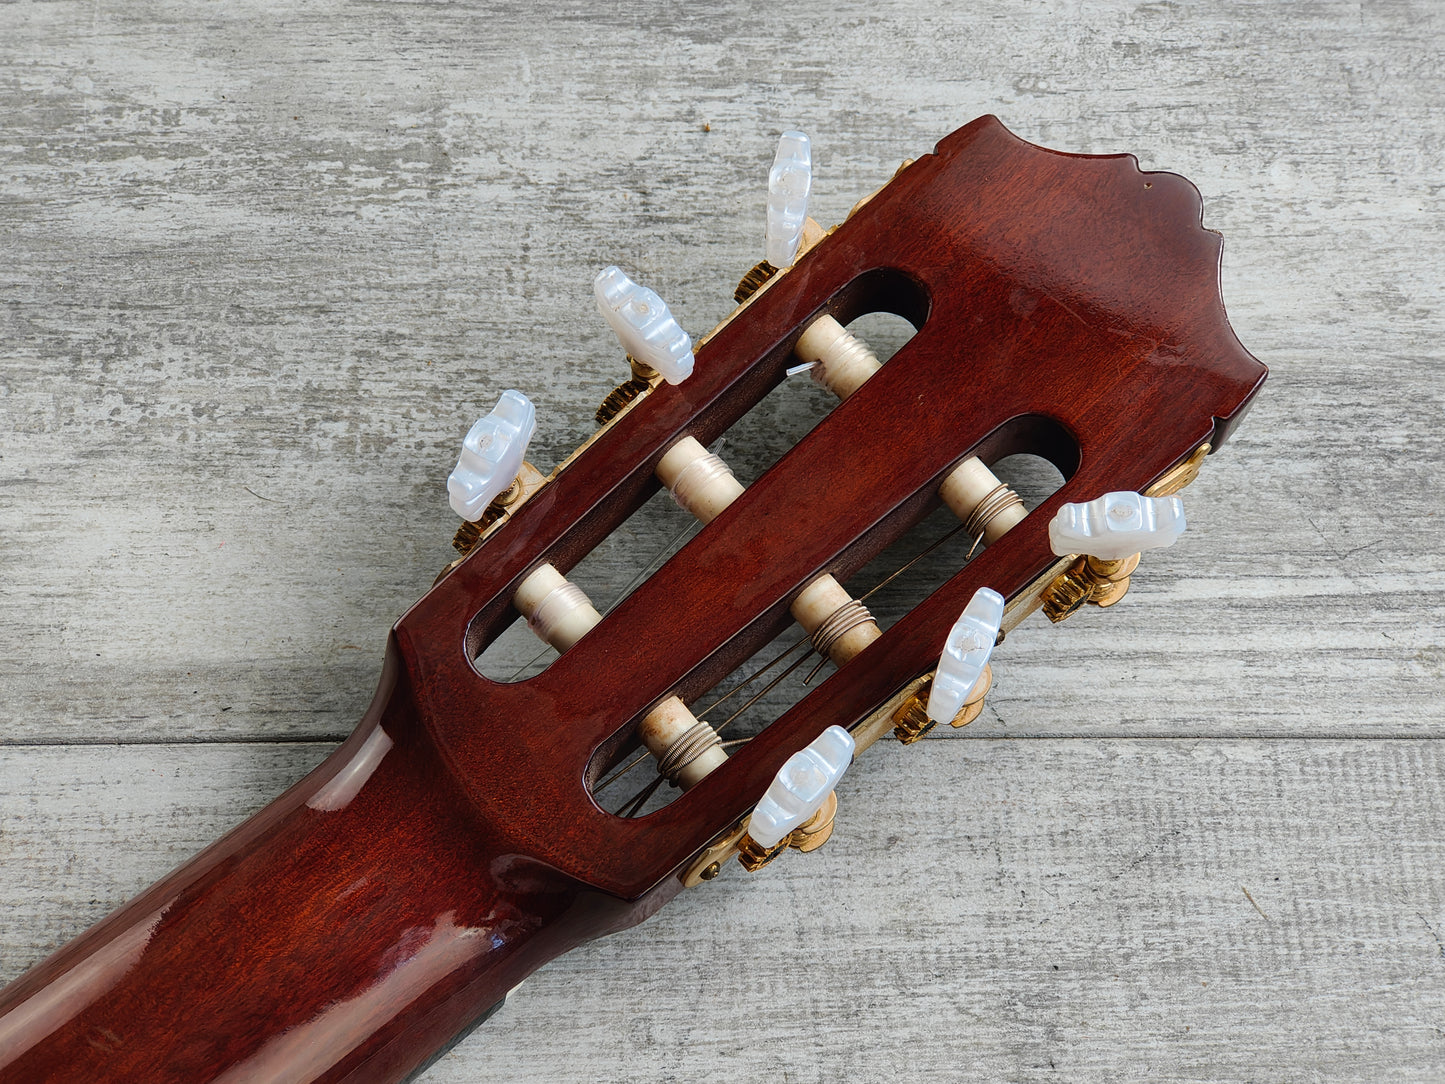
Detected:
left=0, top=641, right=654, bottom=1083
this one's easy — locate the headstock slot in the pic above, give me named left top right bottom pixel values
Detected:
left=584, top=416, right=1077, bottom=818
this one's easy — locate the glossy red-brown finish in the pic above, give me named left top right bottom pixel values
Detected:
left=0, top=117, right=1265, bottom=1082
left=408, top=115, right=1267, bottom=899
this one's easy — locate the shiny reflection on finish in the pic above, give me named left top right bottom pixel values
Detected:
left=210, top=911, right=491, bottom=1084
left=0, top=906, right=169, bottom=1073
left=307, top=726, right=394, bottom=813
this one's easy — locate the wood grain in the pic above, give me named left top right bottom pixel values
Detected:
left=1, top=0, right=1441, bottom=1081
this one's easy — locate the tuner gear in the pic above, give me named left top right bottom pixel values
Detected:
left=594, top=355, right=656, bottom=425
left=733, top=259, right=776, bottom=303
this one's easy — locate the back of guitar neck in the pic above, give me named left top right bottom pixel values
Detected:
left=0, top=641, right=642, bottom=1083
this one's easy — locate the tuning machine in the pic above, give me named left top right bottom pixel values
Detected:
left=593, top=266, right=694, bottom=424
left=733, top=130, right=814, bottom=303
left=446, top=390, right=546, bottom=559
left=890, top=588, right=1005, bottom=744
left=1040, top=491, right=1187, bottom=622
left=737, top=725, right=855, bottom=872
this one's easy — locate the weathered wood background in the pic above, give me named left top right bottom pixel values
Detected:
left=2, top=1, right=1442, bottom=1080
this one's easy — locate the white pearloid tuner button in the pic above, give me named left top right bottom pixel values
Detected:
left=1048, top=491, right=1187, bottom=561
left=926, top=587, right=1005, bottom=726
left=766, top=130, right=812, bottom=269
left=594, top=266, right=694, bottom=385
left=747, top=725, right=855, bottom=850
left=447, top=389, right=537, bottom=521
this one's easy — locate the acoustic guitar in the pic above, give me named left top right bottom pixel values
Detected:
left=0, top=116, right=1266, bottom=1083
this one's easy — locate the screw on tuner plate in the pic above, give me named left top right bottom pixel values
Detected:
left=737, top=725, right=855, bottom=872
left=1039, top=491, right=1187, bottom=622
left=891, top=588, right=1005, bottom=745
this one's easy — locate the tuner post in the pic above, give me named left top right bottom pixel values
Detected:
left=1084, top=552, right=1141, bottom=608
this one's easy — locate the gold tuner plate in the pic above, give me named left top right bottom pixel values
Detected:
left=847, top=158, right=915, bottom=220
left=681, top=819, right=749, bottom=887
left=1146, top=442, right=1211, bottom=497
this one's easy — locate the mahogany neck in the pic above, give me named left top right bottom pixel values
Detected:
left=0, top=642, right=654, bottom=1083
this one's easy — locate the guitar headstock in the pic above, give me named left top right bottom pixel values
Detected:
left=393, top=116, right=1266, bottom=903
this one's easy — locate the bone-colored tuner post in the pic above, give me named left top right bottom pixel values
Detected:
left=657, top=436, right=879, bottom=667
left=938, top=456, right=1029, bottom=545
left=656, top=437, right=744, bottom=524
left=636, top=694, right=728, bottom=789
left=513, top=563, right=602, bottom=653
left=512, top=563, right=726, bottom=788
left=790, top=574, right=881, bottom=666
left=794, top=315, right=882, bottom=400
left=793, top=320, right=1025, bottom=547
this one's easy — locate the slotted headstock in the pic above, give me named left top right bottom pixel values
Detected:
left=397, top=116, right=1266, bottom=902
left=0, top=117, right=1271, bottom=1084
